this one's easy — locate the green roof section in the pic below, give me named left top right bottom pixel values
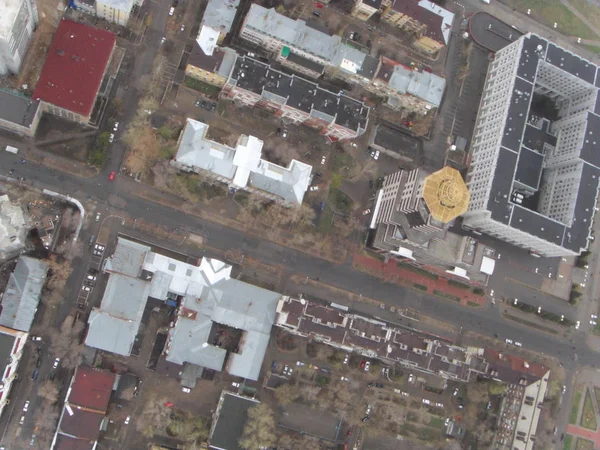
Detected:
left=281, top=46, right=290, bottom=58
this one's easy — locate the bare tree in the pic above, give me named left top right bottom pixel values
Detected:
left=238, top=403, right=277, bottom=450
left=38, top=380, right=60, bottom=404
left=49, top=317, right=84, bottom=369
left=274, top=384, right=299, bottom=406
left=136, top=395, right=170, bottom=438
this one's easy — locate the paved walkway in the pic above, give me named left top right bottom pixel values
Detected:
left=567, top=382, right=600, bottom=448
left=353, top=252, right=486, bottom=306
left=566, top=424, right=600, bottom=448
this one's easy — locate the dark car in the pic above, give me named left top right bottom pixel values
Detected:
left=361, top=416, right=370, bottom=422
left=312, top=10, right=321, bottom=17
left=201, top=101, right=207, bottom=109
left=211, top=102, right=217, bottom=111
left=36, top=358, right=42, bottom=368
left=367, top=382, right=384, bottom=388
left=88, top=268, right=99, bottom=275
left=320, top=367, right=331, bottom=374
left=30, top=370, right=39, bottom=380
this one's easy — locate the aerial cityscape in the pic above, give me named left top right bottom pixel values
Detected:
left=0, top=0, right=600, bottom=449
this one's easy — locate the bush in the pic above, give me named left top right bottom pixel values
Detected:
left=473, top=287, right=485, bottom=296
left=413, top=283, right=428, bottom=291
left=398, top=261, right=439, bottom=280
left=433, top=290, right=460, bottom=302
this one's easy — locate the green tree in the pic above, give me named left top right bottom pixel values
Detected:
left=157, top=124, right=174, bottom=140
left=488, top=381, right=506, bottom=396
left=238, top=403, right=276, bottom=450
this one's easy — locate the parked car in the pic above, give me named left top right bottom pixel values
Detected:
left=362, top=209, right=371, bottom=215
left=124, top=416, right=131, bottom=424
left=19, top=416, right=25, bottom=425
left=89, top=268, right=99, bottom=275
left=515, top=341, right=522, bottom=347
left=422, top=399, right=431, bottom=405
left=169, top=6, right=174, bottom=15
left=296, top=361, right=306, bottom=366
left=181, top=387, right=191, bottom=393
left=109, top=133, right=114, bottom=143
left=93, top=250, right=103, bottom=256
left=309, top=186, right=319, bottom=191
left=321, top=156, right=326, bottom=165
left=82, top=285, right=91, bottom=292
left=30, top=336, right=42, bottom=341
left=231, top=382, right=240, bottom=388
left=23, top=401, right=29, bottom=412
left=408, top=373, right=414, bottom=383
left=320, top=367, right=331, bottom=374
left=340, top=376, right=350, bottom=382
left=343, top=354, right=349, bottom=364
left=86, top=274, right=97, bottom=281
left=282, top=129, right=288, bottom=138
left=53, top=357, right=60, bottom=369
left=95, top=212, right=101, bottom=222
left=109, top=171, right=116, bottom=181
left=364, top=361, right=370, bottom=372
left=113, top=122, right=119, bottom=131
left=180, top=24, right=185, bottom=32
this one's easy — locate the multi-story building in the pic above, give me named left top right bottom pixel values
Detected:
left=173, top=119, right=313, bottom=205
left=351, top=0, right=382, bottom=21
left=0, top=0, right=38, bottom=75
left=381, top=0, right=454, bottom=55
left=200, top=0, right=239, bottom=45
left=185, top=41, right=237, bottom=88
left=0, top=326, right=27, bottom=417
left=371, top=56, right=445, bottom=113
left=32, top=20, right=118, bottom=126
left=73, top=0, right=143, bottom=25
left=463, top=33, right=600, bottom=257
left=371, top=166, right=469, bottom=248
left=0, top=88, right=41, bottom=137
left=222, top=56, right=370, bottom=141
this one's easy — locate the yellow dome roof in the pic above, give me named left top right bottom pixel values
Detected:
left=422, top=166, right=470, bottom=223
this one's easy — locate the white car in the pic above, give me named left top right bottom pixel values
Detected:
left=86, top=275, right=97, bottom=281
left=109, top=133, right=114, bottom=143
left=365, top=404, right=372, bottom=415
left=576, top=321, right=581, bottom=329
left=181, top=387, right=191, bottom=393
left=401, top=391, right=409, bottom=397
left=124, top=415, right=131, bottom=425
left=309, top=186, right=319, bottom=191
left=19, top=415, right=25, bottom=425
left=113, top=122, right=119, bottom=131
left=161, top=37, right=166, bottom=44
left=364, top=361, right=370, bottom=372
left=94, top=244, right=105, bottom=251
left=562, top=385, right=567, bottom=394
left=408, top=373, right=414, bottom=383
left=296, top=361, right=306, bottom=366
left=30, top=336, right=42, bottom=341
left=180, top=24, right=185, bottom=32
left=283, top=365, right=293, bottom=376
left=362, top=209, right=371, bottom=215
left=592, top=314, right=598, bottom=320
left=422, top=399, right=431, bottom=405
left=537, top=306, right=542, bottom=314
left=169, top=6, right=174, bottom=15
left=340, top=376, right=350, bottom=382
left=373, top=150, right=380, bottom=160
left=321, top=156, right=327, bottom=165
left=515, top=342, right=522, bottom=347
left=95, top=212, right=101, bottom=222
left=53, top=358, right=60, bottom=369
left=82, top=285, right=91, bottom=292
left=23, top=401, right=29, bottom=412
left=435, top=402, right=444, bottom=408
left=282, top=129, right=288, bottom=138
left=231, top=382, right=240, bottom=388
left=591, top=320, right=598, bottom=326
left=505, top=338, right=513, bottom=345
left=343, top=354, right=349, bottom=364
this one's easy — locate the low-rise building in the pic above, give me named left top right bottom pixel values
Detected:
left=73, top=0, right=143, bottom=25
left=185, top=41, right=237, bottom=88
left=275, top=297, right=489, bottom=382
left=0, top=326, right=27, bottom=417
left=173, top=119, right=313, bottom=205
left=0, top=256, right=48, bottom=332
left=381, top=0, right=454, bottom=55
left=351, top=0, right=382, bottom=21
left=222, top=56, right=369, bottom=141
left=32, top=20, right=119, bottom=126
left=50, top=366, right=117, bottom=450
left=0, top=89, right=41, bottom=137
left=209, top=391, right=260, bottom=450
left=201, top=0, right=239, bottom=44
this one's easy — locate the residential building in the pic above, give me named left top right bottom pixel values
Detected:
left=371, top=57, right=445, bottom=113
left=464, top=33, right=600, bottom=257
left=483, top=349, right=549, bottom=450
left=275, top=297, right=489, bottom=382
left=33, top=20, right=118, bottom=126
left=0, top=326, right=27, bottom=417
left=173, top=119, right=313, bottom=205
left=95, top=0, right=134, bottom=26
left=86, top=238, right=283, bottom=381
left=50, top=366, right=117, bottom=450
left=381, top=0, right=454, bottom=55
left=0, top=88, right=41, bottom=137
left=351, top=0, right=382, bottom=21
left=222, top=56, right=369, bottom=141
left=209, top=392, right=260, bottom=450
left=0, top=194, right=28, bottom=260
left=0, top=256, right=48, bottom=332
left=201, top=0, right=239, bottom=44
left=185, top=40, right=237, bottom=87
left=0, top=0, right=38, bottom=75
left=368, top=123, right=421, bottom=163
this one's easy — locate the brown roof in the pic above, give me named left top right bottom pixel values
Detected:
left=53, top=434, right=95, bottom=450
left=187, top=42, right=226, bottom=72
left=393, top=331, right=428, bottom=351
left=280, top=299, right=305, bottom=327
left=348, top=317, right=387, bottom=339
left=298, top=319, right=346, bottom=344
left=390, top=0, right=446, bottom=44
left=305, top=304, right=345, bottom=326
left=59, top=409, right=104, bottom=440
left=375, top=57, right=397, bottom=83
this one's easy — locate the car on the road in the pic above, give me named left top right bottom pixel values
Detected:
left=109, top=133, right=114, bottom=143
left=30, top=369, right=38, bottom=380
left=343, top=354, right=349, bottom=364
left=515, top=341, right=522, bottom=347
left=53, top=357, right=60, bottom=369
left=505, top=338, right=513, bottom=345
left=562, top=385, right=567, bottom=394
left=364, top=361, right=370, bottom=372
left=109, top=171, right=116, bottom=181
left=19, top=415, right=25, bottom=425
left=181, top=387, right=191, bottom=393
left=422, top=399, right=431, bottom=405
left=161, top=37, right=166, bottom=44
left=30, top=335, right=42, bottom=341
left=537, top=306, right=542, bottom=314
left=82, top=285, right=91, bottom=292
left=95, top=212, right=101, bottom=222
left=591, top=320, right=597, bottom=326
left=113, top=122, right=119, bottom=131
left=309, top=186, right=319, bottom=191
left=296, top=361, right=305, bottom=366
left=576, top=321, right=581, bottom=329
left=23, top=401, right=29, bottom=412
left=408, top=373, right=414, bottom=383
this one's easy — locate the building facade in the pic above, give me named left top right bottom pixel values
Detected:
left=0, top=0, right=38, bottom=75
left=185, top=44, right=237, bottom=88
left=463, top=33, right=600, bottom=257
left=222, top=55, right=369, bottom=141
left=351, top=0, right=382, bottom=21
left=73, top=0, right=138, bottom=26
left=0, top=326, right=27, bottom=417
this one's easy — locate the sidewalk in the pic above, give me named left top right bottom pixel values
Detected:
left=352, top=252, right=487, bottom=307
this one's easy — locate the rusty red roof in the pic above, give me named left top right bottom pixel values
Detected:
left=33, top=19, right=116, bottom=117
left=68, top=366, right=116, bottom=411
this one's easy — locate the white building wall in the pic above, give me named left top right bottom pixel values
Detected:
left=0, top=0, right=37, bottom=75
left=95, top=0, right=133, bottom=26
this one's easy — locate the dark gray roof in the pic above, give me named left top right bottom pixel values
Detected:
left=523, top=119, right=556, bottom=153
left=514, top=147, right=543, bottom=189
left=0, top=256, right=48, bottom=332
left=229, top=56, right=369, bottom=133
left=509, top=206, right=565, bottom=245
left=0, top=333, right=15, bottom=376
left=546, top=42, right=596, bottom=84
left=501, top=77, right=533, bottom=152
left=517, top=34, right=546, bottom=82
left=580, top=112, right=600, bottom=167
left=0, top=89, right=40, bottom=129
left=357, top=55, right=380, bottom=80
left=286, top=52, right=325, bottom=74
left=487, top=147, right=517, bottom=224
left=565, top=163, right=600, bottom=252
left=210, top=393, right=259, bottom=450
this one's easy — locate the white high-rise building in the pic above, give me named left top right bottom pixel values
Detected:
left=0, top=0, right=38, bottom=75
left=463, top=33, right=600, bottom=257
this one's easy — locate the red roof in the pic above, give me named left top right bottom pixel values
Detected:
left=33, top=19, right=116, bottom=117
left=53, top=434, right=95, bottom=450
left=59, top=408, right=104, bottom=440
left=68, top=366, right=116, bottom=412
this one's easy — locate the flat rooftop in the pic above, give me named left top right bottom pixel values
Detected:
left=229, top=56, right=369, bottom=133
left=0, top=89, right=39, bottom=129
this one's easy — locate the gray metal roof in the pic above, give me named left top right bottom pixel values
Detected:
left=0, top=256, right=48, bottom=332
left=85, top=275, right=151, bottom=356
left=0, top=89, right=40, bottom=130
left=388, top=65, right=445, bottom=107
left=202, top=0, right=239, bottom=34
left=210, top=393, right=259, bottom=450
left=103, top=237, right=149, bottom=277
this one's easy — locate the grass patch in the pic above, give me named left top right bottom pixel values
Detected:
left=434, top=290, right=460, bottom=302
left=564, top=434, right=574, bottom=450
left=595, top=387, right=600, bottom=409
left=413, top=283, right=428, bottom=291
left=575, top=438, right=595, bottom=450
left=585, top=44, right=600, bottom=54
left=571, top=0, right=600, bottom=32
left=448, top=279, right=470, bottom=290
left=397, top=260, right=439, bottom=280
left=428, top=416, right=445, bottom=430
left=502, top=313, right=560, bottom=334
left=328, top=188, right=354, bottom=215
left=569, top=388, right=583, bottom=425
left=317, top=203, right=335, bottom=233
left=467, top=301, right=481, bottom=307
left=580, top=390, right=598, bottom=430
left=183, top=77, right=221, bottom=97
left=500, top=0, right=598, bottom=40
left=233, top=192, right=249, bottom=207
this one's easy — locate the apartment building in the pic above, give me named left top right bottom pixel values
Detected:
left=464, top=33, right=600, bottom=257
left=351, top=0, right=382, bottom=21
left=185, top=41, right=237, bottom=88
left=73, top=0, right=143, bottom=25
left=0, top=326, right=27, bottom=417
left=0, top=0, right=38, bottom=75
left=222, top=56, right=370, bottom=141
left=200, top=0, right=239, bottom=44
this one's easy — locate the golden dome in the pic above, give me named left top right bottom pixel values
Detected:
left=422, top=166, right=470, bottom=223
